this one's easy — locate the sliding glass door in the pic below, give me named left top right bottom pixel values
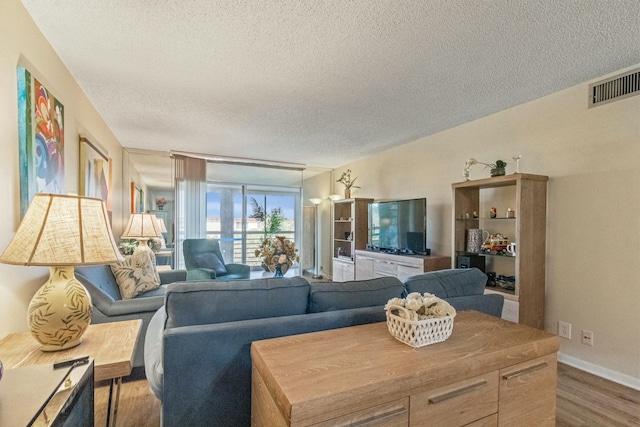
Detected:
left=205, top=183, right=301, bottom=268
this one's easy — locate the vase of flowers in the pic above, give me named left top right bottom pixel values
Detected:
left=337, top=169, right=360, bottom=199
left=156, top=197, right=167, bottom=210
left=255, top=235, right=300, bottom=276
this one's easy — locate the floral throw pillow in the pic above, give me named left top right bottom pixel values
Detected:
left=110, top=251, right=161, bottom=299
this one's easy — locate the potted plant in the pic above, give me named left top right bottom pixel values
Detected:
left=336, top=169, right=360, bottom=198
left=468, top=159, right=507, bottom=177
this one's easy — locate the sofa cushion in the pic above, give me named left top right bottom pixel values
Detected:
left=403, top=268, right=487, bottom=298
left=110, top=251, right=161, bottom=299
left=164, top=277, right=310, bottom=328
left=308, top=277, right=405, bottom=313
left=194, top=252, right=228, bottom=276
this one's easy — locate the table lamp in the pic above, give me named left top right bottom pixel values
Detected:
left=0, top=193, right=124, bottom=351
left=120, top=213, right=162, bottom=259
left=156, top=217, right=168, bottom=234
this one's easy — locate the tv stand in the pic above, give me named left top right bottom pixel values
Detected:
left=354, top=250, right=450, bottom=281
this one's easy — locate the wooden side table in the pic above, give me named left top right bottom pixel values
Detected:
left=0, top=319, right=141, bottom=427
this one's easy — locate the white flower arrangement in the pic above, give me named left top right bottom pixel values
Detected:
left=385, top=292, right=456, bottom=321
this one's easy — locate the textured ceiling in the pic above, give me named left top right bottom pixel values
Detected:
left=21, top=0, right=640, bottom=169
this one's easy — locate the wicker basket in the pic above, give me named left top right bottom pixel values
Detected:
left=386, top=305, right=456, bottom=348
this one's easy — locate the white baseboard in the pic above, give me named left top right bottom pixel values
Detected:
left=558, top=352, right=640, bottom=391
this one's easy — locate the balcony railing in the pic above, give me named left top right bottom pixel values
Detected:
left=207, top=231, right=296, bottom=267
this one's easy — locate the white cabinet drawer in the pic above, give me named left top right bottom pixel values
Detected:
left=374, top=259, right=397, bottom=275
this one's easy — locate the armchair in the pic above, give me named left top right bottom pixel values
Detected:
left=183, top=238, right=251, bottom=281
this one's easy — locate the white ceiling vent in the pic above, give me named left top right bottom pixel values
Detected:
left=589, top=68, right=640, bottom=108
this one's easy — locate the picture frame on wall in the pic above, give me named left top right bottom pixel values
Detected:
left=79, top=135, right=112, bottom=220
left=131, top=182, right=144, bottom=213
left=17, top=67, right=65, bottom=218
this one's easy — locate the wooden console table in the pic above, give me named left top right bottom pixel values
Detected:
left=0, top=319, right=141, bottom=427
left=251, top=311, right=559, bottom=426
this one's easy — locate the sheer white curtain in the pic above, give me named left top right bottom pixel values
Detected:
left=174, top=155, right=207, bottom=269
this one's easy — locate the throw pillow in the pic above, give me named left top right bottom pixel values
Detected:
left=193, top=252, right=228, bottom=276
left=110, top=251, right=161, bottom=299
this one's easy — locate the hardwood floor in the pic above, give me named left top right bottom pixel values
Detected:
left=556, top=363, right=640, bottom=426
left=97, top=363, right=639, bottom=426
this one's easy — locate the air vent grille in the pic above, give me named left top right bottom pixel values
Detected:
left=589, top=68, right=640, bottom=108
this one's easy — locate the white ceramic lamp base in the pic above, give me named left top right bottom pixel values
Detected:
left=28, top=266, right=92, bottom=351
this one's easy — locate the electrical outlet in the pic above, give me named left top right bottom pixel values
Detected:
left=558, top=321, right=571, bottom=339
left=582, top=330, right=594, bottom=346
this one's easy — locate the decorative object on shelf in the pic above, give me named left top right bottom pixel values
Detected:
left=255, top=235, right=299, bottom=275
left=156, top=197, right=167, bottom=210
left=472, top=211, right=478, bottom=218
left=486, top=271, right=497, bottom=287
left=463, top=158, right=477, bottom=181
left=507, top=242, right=517, bottom=256
left=463, top=158, right=508, bottom=179
left=512, top=154, right=522, bottom=173
left=0, top=193, right=123, bottom=351
left=466, top=229, right=488, bottom=253
left=474, top=159, right=507, bottom=177
left=482, top=233, right=510, bottom=254
left=336, top=169, right=360, bottom=198
left=489, top=207, right=497, bottom=218
left=385, top=292, right=457, bottom=347
left=496, top=275, right=516, bottom=290
left=506, top=208, right=515, bottom=218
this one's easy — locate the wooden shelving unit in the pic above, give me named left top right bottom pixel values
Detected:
left=452, top=173, right=548, bottom=329
left=332, top=198, right=373, bottom=282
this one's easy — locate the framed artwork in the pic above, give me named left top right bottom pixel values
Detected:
left=18, top=67, right=65, bottom=217
left=79, top=135, right=112, bottom=217
left=131, top=182, right=144, bottom=213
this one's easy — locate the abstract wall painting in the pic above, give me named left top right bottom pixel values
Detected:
left=18, top=67, right=65, bottom=217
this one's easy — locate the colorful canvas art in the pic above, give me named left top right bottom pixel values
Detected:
left=18, top=67, right=65, bottom=217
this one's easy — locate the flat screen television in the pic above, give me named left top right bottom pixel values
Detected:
left=368, top=198, right=427, bottom=255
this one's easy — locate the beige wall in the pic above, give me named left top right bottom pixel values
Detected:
left=333, top=65, right=640, bottom=386
left=0, top=0, right=125, bottom=337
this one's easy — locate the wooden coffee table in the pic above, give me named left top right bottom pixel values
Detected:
left=251, top=311, right=560, bottom=426
left=0, top=319, right=141, bottom=427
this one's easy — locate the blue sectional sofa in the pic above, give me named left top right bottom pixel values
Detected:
left=144, top=268, right=503, bottom=426
left=75, top=264, right=187, bottom=367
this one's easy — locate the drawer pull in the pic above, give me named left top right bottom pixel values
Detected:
left=428, top=380, right=488, bottom=404
left=397, top=263, right=418, bottom=268
left=351, top=406, right=407, bottom=426
left=502, top=362, right=549, bottom=380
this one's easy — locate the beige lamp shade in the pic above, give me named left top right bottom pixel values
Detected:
left=121, top=213, right=162, bottom=240
left=156, top=217, right=168, bottom=233
left=0, top=193, right=123, bottom=266
left=0, top=193, right=124, bottom=351
left=309, top=198, right=323, bottom=205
